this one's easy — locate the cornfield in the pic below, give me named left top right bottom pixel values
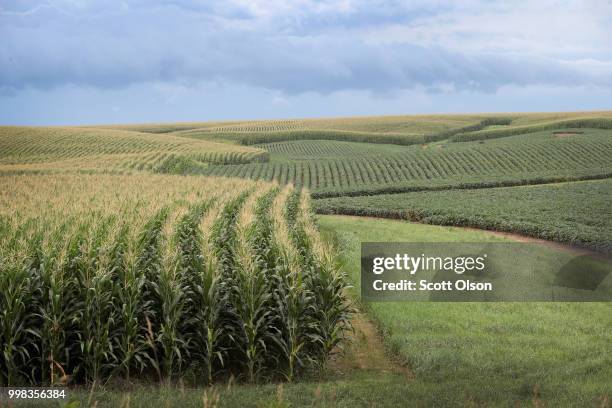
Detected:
left=170, top=117, right=504, bottom=147
left=0, top=174, right=351, bottom=386
left=0, top=126, right=269, bottom=174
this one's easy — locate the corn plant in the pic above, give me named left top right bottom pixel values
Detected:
left=185, top=200, right=228, bottom=384
left=230, top=187, right=278, bottom=382
left=155, top=205, right=191, bottom=380
left=73, top=215, right=119, bottom=383
left=1, top=215, right=50, bottom=385
left=113, top=208, right=165, bottom=380
left=0, top=174, right=351, bottom=386
left=295, top=192, right=352, bottom=363
left=36, top=218, right=84, bottom=385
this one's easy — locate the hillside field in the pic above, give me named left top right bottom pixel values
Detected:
left=201, top=128, right=612, bottom=198
left=1, top=111, right=611, bottom=406
left=0, top=126, right=268, bottom=174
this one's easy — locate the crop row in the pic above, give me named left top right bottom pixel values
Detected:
left=200, top=134, right=612, bottom=193
left=204, top=120, right=306, bottom=133
left=0, top=127, right=269, bottom=170
left=0, top=174, right=350, bottom=386
left=245, top=118, right=513, bottom=146
left=0, top=127, right=170, bottom=163
left=451, top=118, right=612, bottom=142
left=176, top=118, right=512, bottom=148
left=315, top=179, right=612, bottom=254
left=259, top=140, right=414, bottom=158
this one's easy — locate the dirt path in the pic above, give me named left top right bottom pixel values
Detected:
left=328, top=311, right=413, bottom=380
left=459, top=226, right=612, bottom=260
left=553, top=131, right=583, bottom=138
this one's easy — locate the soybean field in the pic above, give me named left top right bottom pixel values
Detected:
left=201, top=128, right=612, bottom=198
left=316, top=179, right=612, bottom=253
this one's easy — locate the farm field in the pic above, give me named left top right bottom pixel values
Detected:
left=200, top=128, right=612, bottom=197
left=261, top=139, right=417, bottom=161
left=0, top=126, right=268, bottom=174
left=1, top=111, right=612, bottom=406
left=5, top=0, right=612, bottom=404
left=316, top=179, right=612, bottom=253
left=19, top=218, right=612, bottom=407
left=103, top=111, right=612, bottom=145
left=103, top=114, right=489, bottom=140
left=0, top=174, right=350, bottom=386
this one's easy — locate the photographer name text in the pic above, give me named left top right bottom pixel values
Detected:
left=371, top=253, right=493, bottom=292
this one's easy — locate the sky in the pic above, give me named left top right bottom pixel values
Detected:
left=1, top=0, right=611, bottom=125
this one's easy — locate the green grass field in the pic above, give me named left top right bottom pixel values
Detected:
left=318, top=215, right=612, bottom=407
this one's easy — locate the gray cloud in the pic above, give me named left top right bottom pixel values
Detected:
left=1, top=0, right=611, bottom=96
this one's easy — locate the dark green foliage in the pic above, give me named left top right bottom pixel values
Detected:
left=152, top=151, right=270, bottom=175
left=424, top=116, right=513, bottom=142
left=153, top=154, right=209, bottom=174
left=0, top=228, right=42, bottom=386
left=315, top=179, right=612, bottom=254
left=0, top=188, right=351, bottom=386
left=311, top=171, right=612, bottom=199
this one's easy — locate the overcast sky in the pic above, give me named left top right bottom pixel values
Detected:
left=1, top=0, right=611, bottom=125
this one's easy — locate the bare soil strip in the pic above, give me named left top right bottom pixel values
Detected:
left=458, top=225, right=612, bottom=261
left=553, top=132, right=583, bottom=138
left=329, top=311, right=413, bottom=380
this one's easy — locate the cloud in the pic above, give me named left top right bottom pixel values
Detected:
left=1, top=0, right=611, bottom=96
